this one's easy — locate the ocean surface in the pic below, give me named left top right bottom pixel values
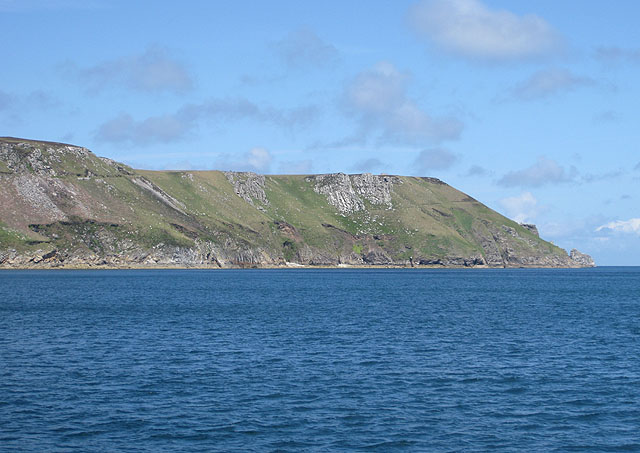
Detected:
left=1, top=268, right=639, bottom=452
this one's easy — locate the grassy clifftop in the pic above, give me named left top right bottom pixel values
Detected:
left=0, top=137, right=592, bottom=268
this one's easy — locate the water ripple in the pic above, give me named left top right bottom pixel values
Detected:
left=1, top=268, right=639, bottom=451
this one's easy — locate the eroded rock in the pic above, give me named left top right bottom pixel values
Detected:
left=309, top=173, right=398, bottom=214
left=351, top=173, right=398, bottom=208
left=570, top=249, right=595, bottom=267
left=520, top=223, right=540, bottom=236
left=224, top=171, right=269, bottom=208
left=310, top=173, right=363, bottom=214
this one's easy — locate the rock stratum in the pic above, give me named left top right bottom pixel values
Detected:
left=0, top=137, right=594, bottom=269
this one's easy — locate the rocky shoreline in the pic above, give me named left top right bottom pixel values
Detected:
left=0, top=246, right=594, bottom=270
left=0, top=137, right=595, bottom=270
left=0, top=263, right=595, bottom=270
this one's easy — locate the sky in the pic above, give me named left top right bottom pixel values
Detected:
left=1, top=0, right=639, bottom=265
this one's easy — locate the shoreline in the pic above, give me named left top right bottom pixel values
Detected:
left=0, top=263, right=593, bottom=270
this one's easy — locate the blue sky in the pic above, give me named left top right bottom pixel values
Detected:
left=1, top=0, right=639, bottom=265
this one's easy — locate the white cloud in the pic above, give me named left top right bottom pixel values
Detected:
left=76, top=46, right=193, bottom=94
left=513, top=68, right=594, bottom=100
left=343, top=61, right=462, bottom=145
left=409, top=0, right=561, bottom=61
left=274, top=28, right=339, bottom=68
left=215, top=148, right=273, bottom=173
left=246, top=148, right=272, bottom=172
left=596, top=218, right=640, bottom=234
left=347, top=62, right=406, bottom=114
left=499, top=192, right=540, bottom=223
left=498, top=157, right=574, bottom=187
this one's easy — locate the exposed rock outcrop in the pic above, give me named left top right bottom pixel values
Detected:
left=309, top=173, right=398, bottom=214
left=520, top=223, right=539, bottom=236
left=0, top=138, right=129, bottom=177
left=570, top=249, right=595, bottom=267
left=224, top=171, right=269, bottom=208
left=351, top=173, right=398, bottom=208
left=309, top=173, right=364, bottom=214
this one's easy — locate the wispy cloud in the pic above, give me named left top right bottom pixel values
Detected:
left=95, top=113, right=191, bottom=145
left=274, top=28, right=339, bottom=68
left=498, top=159, right=627, bottom=187
left=94, top=98, right=319, bottom=146
left=512, top=68, right=594, bottom=100
left=72, top=46, right=193, bottom=94
left=181, top=98, right=319, bottom=131
left=595, top=47, right=640, bottom=64
left=465, top=164, right=490, bottom=177
left=413, top=148, right=458, bottom=172
left=25, top=90, right=60, bottom=109
left=596, top=218, right=640, bottom=234
left=342, top=61, right=463, bottom=146
left=593, top=110, right=620, bottom=124
left=581, top=170, right=624, bottom=184
left=409, top=0, right=562, bottom=61
left=0, top=89, right=60, bottom=115
left=498, top=157, right=575, bottom=187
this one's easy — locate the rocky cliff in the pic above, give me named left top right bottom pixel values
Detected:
left=0, top=137, right=594, bottom=268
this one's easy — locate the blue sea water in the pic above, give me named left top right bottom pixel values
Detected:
left=1, top=268, right=639, bottom=452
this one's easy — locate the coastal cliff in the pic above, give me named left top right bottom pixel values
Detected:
left=0, top=137, right=594, bottom=268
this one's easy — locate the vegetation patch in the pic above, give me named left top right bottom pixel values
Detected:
left=0, top=223, right=30, bottom=248
left=282, top=239, right=299, bottom=262
left=452, top=208, right=474, bottom=233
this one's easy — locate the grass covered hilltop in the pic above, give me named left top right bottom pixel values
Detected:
left=0, top=137, right=594, bottom=269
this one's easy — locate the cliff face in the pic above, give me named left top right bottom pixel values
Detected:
left=0, top=137, right=594, bottom=268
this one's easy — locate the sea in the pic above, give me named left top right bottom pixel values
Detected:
left=1, top=268, right=639, bottom=452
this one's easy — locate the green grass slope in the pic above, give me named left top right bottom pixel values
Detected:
left=0, top=137, right=584, bottom=268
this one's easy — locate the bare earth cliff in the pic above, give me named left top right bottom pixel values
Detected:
left=0, top=137, right=594, bottom=268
